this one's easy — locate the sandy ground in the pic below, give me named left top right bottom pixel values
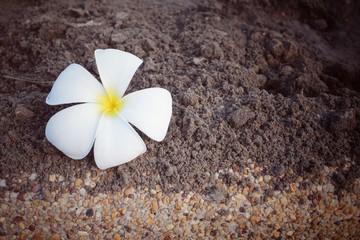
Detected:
left=0, top=0, right=359, bottom=238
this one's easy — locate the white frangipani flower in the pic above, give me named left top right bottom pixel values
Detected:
left=45, top=49, right=172, bottom=170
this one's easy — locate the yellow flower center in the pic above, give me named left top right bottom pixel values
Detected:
left=98, top=90, right=125, bottom=117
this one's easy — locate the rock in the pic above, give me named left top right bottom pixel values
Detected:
left=78, top=231, right=88, bottom=236
left=111, top=32, right=128, bottom=44
left=228, top=107, right=255, bottom=128
left=273, top=230, right=280, bottom=238
left=114, top=233, right=121, bottom=240
left=264, top=175, right=271, bottom=183
left=75, top=178, right=83, bottom=188
left=14, top=105, right=34, bottom=120
left=142, top=38, right=156, bottom=51
left=166, top=224, right=174, bottom=230
left=31, top=183, right=41, bottom=193
left=29, top=173, right=38, bottom=181
left=193, top=57, right=205, bottom=65
left=181, top=89, right=199, bottom=106
left=250, top=216, right=261, bottom=223
left=51, top=234, right=62, bottom=240
left=281, top=65, right=294, bottom=76
left=124, top=186, right=135, bottom=197
left=43, top=188, right=53, bottom=202
left=85, top=208, right=94, bottom=217
left=115, top=12, right=129, bottom=21
left=0, top=179, right=6, bottom=187
left=280, top=197, right=288, bottom=206
left=49, top=174, right=56, bottom=182
left=143, top=58, right=158, bottom=72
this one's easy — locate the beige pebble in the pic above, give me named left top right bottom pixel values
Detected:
left=125, top=186, right=135, bottom=196
left=75, top=178, right=83, bottom=188
left=280, top=197, right=288, bottom=206
left=250, top=216, right=261, bottom=223
left=273, top=230, right=280, bottom=238
left=19, top=222, right=26, bottom=230
left=243, top=187, right=249, bottom=195
left=166, top=224, right=174, bottom=230
left=192, top=224, right=199, bottom=232
left=151, top=200, right=158, bottom=211
left=49, top=174, right=56, bottom=182
left=162, top=196, right=169, bottom=204
left=78, top=231, right=88, bottom=236
left=51, top=235, right=61, bottom=240
left=252, top=192, right=262, bottom=199
left=264, top=175, right=271, bottom=183
left=290, top=183, right=296, bottom=192
left=146, top=218, right=154, bottom=225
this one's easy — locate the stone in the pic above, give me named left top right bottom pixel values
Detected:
left=228, top=107, right=255, bottom=128
left=142, top=38, right=156, bottom=51
left=166, top=224, right=174, bottom=230
left=181, top=89, right=199, bottom=106
left=280, top=197, right=288, bottom=206
left=114, top=233, right=121, bottom=240
left=111, top=32, right=128, bottom=44
left=49, top=174, right=56, bottom=182
left=125, top=186, right=135, bottom=197
left=192, top=57, right=204, bottom=65
left=14, top=105, right=34, bottom=120
left=0, top=179, right=5, bottom=187
left=75, top=178, right=83, bottom=188
left=264, top=175, right=271, bottom=183
left=273, top=230, right=280, bottom=238
left=250, top=216, right=261, bottom=223
left=29, top=173, right=38, bottom=181
left=31, top=183, right=41, bottom=193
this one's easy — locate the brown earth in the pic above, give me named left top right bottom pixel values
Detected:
left=0, top=0, right=359, bottom=200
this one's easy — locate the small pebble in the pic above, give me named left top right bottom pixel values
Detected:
left=49, top=174, right=56, bottom=182
left=29, top=173, right=37, bottom=181
left=264, top=175, right=271, bottom=183
left=280, top=197, right=288, bottom=206
left=0, top=179, right=6, bottom=187
left=31, top=183, right=41, bottom=193
left=75, top=178, right=83, bottom=188
left=0, top=163, right=357, bottom=239
left=114, top=233, right=121, bottom=240
left=125, top=186, right=135, bottom=197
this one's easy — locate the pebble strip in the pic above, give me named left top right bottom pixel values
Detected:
left=1, top=163, right=359, bottom=239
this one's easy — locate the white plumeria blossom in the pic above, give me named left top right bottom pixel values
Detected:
left=45, top=49, right=172, bottom=170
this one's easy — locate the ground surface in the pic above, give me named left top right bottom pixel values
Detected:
left=0, top=0, right=359, bottom=239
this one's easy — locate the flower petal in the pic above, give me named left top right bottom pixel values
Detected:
left=45, top=103, right=102, bottom=159
left=94, top=115, right=146, bottom=170
left=94, top=49, right=143, bottom=97
left=121, top=88, right=172, bottom=142
left=46, top=64, right=106, bottom=105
